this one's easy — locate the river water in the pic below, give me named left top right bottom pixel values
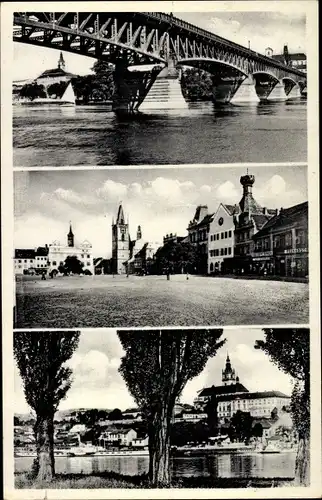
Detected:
left=13, top=99, right=307, bottom=167
left=15, top=452, right=296, bottom=479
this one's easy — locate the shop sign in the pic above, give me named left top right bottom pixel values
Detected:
left=283, top=248, right=308, bottom=254
left=251, top=251, right=273, bottom=258
left=253, top=256, right=272, bottom=261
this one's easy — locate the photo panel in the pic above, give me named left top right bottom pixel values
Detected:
left=13, top=327, right=310, bottom=490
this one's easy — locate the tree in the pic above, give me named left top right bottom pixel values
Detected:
left=19, top=82, right=47, bottom=101
left=230, top=410, right=253, bottom=443
left=153, top=241, right=198, bottom=275
left=252, top=422, right=263, bottom=438
left=205, top=395, right=218, bottom=434
left=108, top=408, right=123, bottom=420
left=118, top=329, right=225, bottom=486
left=14, top=331, right=80, bottom=482
left=47, top=81, right=69, bottom=99
left=62, top=256, right=84, bottom=275
left=271, top=407, right=279, bottom=421
left=255, top=328, right=310, bottom=486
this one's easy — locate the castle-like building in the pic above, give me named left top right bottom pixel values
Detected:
left=194, top=354, right=290, bottom=421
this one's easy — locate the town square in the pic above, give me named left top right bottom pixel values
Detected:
left=14, top=165, right=309, bottom=328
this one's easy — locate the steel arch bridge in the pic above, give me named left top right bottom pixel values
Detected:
left=13, top=12, right=307, bottom=111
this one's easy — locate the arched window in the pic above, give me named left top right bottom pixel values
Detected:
left=210, top=262, right=214, bottom=272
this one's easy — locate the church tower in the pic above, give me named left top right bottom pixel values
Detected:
left=67, top=222, right=74, bottom=247
left=58, top=52, right=66, bottom=71
left=222, top=354, right=238, bottom=385
left=239, top=173, right=262, bottom=215
left=112, top=204, right=130, bottom=274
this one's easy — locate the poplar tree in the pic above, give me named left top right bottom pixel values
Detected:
left=14, top=331, right=80, bottom=482
left=255, top=328, right=310, bottom=486
left=118, top=329, right=225, bottom=486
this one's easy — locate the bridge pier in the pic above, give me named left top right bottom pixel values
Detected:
left=139, top=59, right=188, bottom=111
left=212, top=75, right=245, bottom=104
left=230, top=75, right=260, bottom=104
left=267, top=81, right=287, bottom=101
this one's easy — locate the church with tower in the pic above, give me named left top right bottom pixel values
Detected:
left=111, top=203, right=162, bottom=275
left=194, top=354, right=290, bottom=422
left=35, top=52, right=76, bottom=89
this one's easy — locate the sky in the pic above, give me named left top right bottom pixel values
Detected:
left=13, top=11, right=306, bottom=81
left=14, top=165, right=308, bottom=258
left=14, top=327, right=296, bottom=415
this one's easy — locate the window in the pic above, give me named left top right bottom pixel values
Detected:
left=53, top=261, right=57, bottom=266
left=30, top=260, right=33, bottom=263
left=224, top=248, right=228, bottom=255
left=220, top=249, right=224, bottom=256
left=221, top=233, right=224, bottom=239
left=87, top=254, right=90, bottom=258
left=229, top=230, right=232, bottom=238
left=224, top=231, right=228, bottom=238
left=285, top=232, right=292, bottom=247
left=24, top=260, right=27, bottom=263
left=87, top=262, right=91, bottom=266
left=18, top=259, right=22, bottom=263
left=228, top=247, right=232, bottom=255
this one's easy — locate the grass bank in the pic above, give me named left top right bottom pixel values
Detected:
left=15, top=471, right=294, bottom=489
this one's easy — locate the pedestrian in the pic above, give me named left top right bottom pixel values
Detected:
left=41, top=271, right=46, bottom=280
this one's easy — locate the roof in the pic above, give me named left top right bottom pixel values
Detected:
left=223, top=204, right=239, bottom=216
left=198, top=383, right=249, bottom=398
left=15, top=249, right=36, bottom=259
left=254, top=201, right=308, bottom=238
left=272, top=53, right=306, bottom=62
left=116, top=204, right=125, bottom=225
left=217, top=390, right=290, bottom=402
left=36, top=246, right=49, bottom=256
left=252, top=214, right=272, bottom=230
left=37, top=68, right=75, bottom=79
left=190, top=213, right=215, bottom=230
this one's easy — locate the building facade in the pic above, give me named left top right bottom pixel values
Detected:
left=194, top=354, right=290, bottom=422
left=188, top=205, right=214, bottom=274
left=232, top=174, right=277, bottom=274
left=252, top=201, right=308, bottom=277
left=48, top=224, right=94, bottom=274
left=35, top=52, right=76, bottom=88
left=14, top=246, right=49, bottom=275
left=208, top=203, right=238, bottom=274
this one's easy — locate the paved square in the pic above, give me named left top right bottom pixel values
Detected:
left=15, top=274, right=309, bottom=328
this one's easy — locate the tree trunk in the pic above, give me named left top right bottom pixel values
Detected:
left=148, top=408, right=172, bottom=486
left=294, top=436, right=310, bottom=486
left=33, top=414, right=55, bottom=482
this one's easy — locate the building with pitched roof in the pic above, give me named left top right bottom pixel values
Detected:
left=35, top=52, right=76, bottom=88
left=231, top=173, right=277, bottom=274
left=194, top=354, right=290, bottom=421
left=252, top=201, right=308, bottom=277
left=187, top=205, right=214, bottom=274
left=208, top=203, right=239, bottom=274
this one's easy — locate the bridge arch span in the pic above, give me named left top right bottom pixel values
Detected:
left=177, top=58, right=248, bottom=78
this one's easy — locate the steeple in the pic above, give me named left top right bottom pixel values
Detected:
left=58, top=52, right=66, bottom=71
left=222, top=353, right=237, bottom=386
left=137, top=225, right=142, bottom=240
left=67, top=222, right=74, bottom=247
left=239, top=172, right=262, bottom=215
left=116, top=204, right=125, bottom=225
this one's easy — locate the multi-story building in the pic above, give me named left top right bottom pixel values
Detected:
left=188, top=205, right=214, bottom=274
left=101, top=428, right=137, bottom=447
left=252, top=201, right=308, bottom=277
left=208, top=203, right=239, bottom=274
left=48, top=224, right=94, bottom=275
left=14, top=246, right=49, bottom=275
left=35, top=52, right=76, bottom=88
left=194, top=354, right=290, bottom=422
left=267, top=45, right=307, bottom=73
left=232, top=174, right=277, bottom=274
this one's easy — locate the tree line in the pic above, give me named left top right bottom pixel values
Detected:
left=14, top=328, right=310, bottom=486
left=18, top=61, right=214, bottom=103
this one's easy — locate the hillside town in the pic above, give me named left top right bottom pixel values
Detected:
left=14, top=354, right=295, bottom=458
left=14, top=172, right=308, bottom=280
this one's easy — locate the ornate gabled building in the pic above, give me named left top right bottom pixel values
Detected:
left=232, top=173, right=277, bottom=274
left=188, top=205, right=214, bottom=274
left=208, top=203, right=239, bottom=274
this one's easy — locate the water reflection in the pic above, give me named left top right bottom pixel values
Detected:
left=15, top=452, right=296, bottom=479
left=13, top=99, right=307, bottom=166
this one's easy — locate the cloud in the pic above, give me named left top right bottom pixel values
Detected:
left=215, top=181, right=239, bottom=202
left=257, top=174, right=306, bottom=208
left=96, top=180, right=128, bottom=201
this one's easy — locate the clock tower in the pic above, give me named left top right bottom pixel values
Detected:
left=112, top=204, right=130, bottom=274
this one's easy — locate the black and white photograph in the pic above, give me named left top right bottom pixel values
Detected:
left=13, top=327, right=310, bottom=489
left=14, top=165, right=309, bottom=328
left=12, top=10, right=307, bottom=166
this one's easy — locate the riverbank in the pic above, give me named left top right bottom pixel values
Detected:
left=15, top=471, right=295, bottom=489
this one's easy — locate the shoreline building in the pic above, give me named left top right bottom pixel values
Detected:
left=194, top=354, right=290, bottom=422
left=208, top=203, right=239, bottom=274
left=14, top=246, right=49, bottom=275
left=265, top=45, right=307, bottom=74
left=47, top=223, right=94, bottom=275
left=35, top=52, right=76, bottom=89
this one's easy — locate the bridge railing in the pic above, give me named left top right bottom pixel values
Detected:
left=143, top=12, right=306, bottom=77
